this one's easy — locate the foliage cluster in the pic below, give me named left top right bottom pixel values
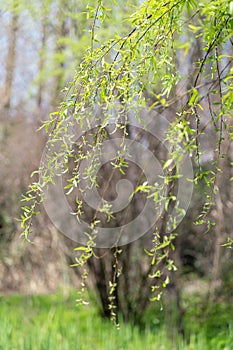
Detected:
left=19, top=0, right=233, bottom=323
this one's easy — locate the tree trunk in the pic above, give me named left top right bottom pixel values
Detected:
left=2, top=2, right=19, bottom=114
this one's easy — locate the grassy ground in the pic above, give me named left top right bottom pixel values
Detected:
left=0, top=291, right=233, bottom=349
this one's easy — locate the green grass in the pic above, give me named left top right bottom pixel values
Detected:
left=0, top=292, right=233, bottom=349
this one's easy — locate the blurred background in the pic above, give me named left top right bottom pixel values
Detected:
left=0, top=0, right=134, bottom=294
left=0, top=0, right=233, bottom=348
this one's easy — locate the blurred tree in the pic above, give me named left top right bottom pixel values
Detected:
left=3, top=0, right=233, bottom=327
left=1, top=0, right=19, bottom=114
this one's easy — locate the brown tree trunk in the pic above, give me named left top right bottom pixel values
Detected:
left=37, top=21, right=47, bottom=111
left=2, top=2, right=19, bottom=113
left=51, top=2, right=70, bottom=109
